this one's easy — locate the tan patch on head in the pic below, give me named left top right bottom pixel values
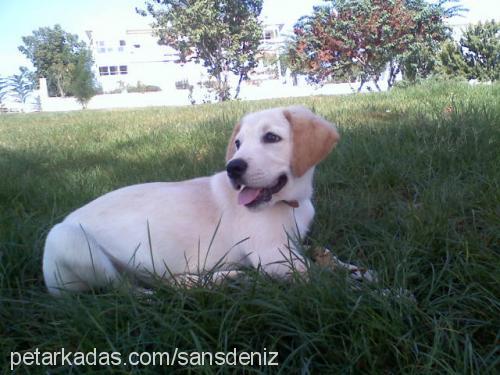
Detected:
left=225, top=122, right=241, bottom=162
left=284, top=106, right=340, bottom=177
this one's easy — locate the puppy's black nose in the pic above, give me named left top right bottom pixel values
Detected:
left=226, top=158, right=248, bottom=180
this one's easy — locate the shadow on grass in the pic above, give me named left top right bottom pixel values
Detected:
left=0, top=120, right=229, bottom=296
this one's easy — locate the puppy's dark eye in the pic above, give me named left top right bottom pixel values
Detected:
left=235, top=139, right=241, bottom=149
left=263, top=132, right=282, bottom=143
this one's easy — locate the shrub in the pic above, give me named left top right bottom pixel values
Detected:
left=438, top=20, right=499, bottom=81
left=126, top=81, right=161, bottom=93
left=69, top=51, right=97, bottom=108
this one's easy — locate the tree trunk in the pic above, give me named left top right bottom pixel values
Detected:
left=387, top=61, right=400, bottom=89
left=215, top=71, right=224, bottom=102
left=373, top=76, right=382, bottom=92
left=357, top=78, right=366, bottom=92
left=215, top=69, right=230, bottom=102
left=234, top=73, right=244, bottom=100
left=56, top=75, right=65, bottom=97
left=223, top=73, right=229, bottom=101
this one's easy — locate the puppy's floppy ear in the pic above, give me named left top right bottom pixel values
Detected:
left=225, top=122, right=242, bottom=162
left=284, top=106, right=340, bottom=177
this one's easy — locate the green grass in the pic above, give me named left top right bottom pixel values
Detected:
left=1, top=81, right=499, bottom=373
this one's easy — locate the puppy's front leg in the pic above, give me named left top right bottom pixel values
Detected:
left=248, top=248, right=309, bottom=278
left=311, top=247, right=378, bottom=282
left=174, top=270, right=244, bottom=288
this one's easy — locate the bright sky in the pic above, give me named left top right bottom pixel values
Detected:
left=0, top=0, right=498, bottom=76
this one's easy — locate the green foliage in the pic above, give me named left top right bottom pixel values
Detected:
left=138, top=0, right=263, bottom=101
left=18, top=24, right=91, bottom=97
left=9, top=67, right=35, bottom=103
left=0, top=82, right=499, bottom=372
left=69, top=50, right=97, bottom=109
left=437, top=40, right=470, bottom=79
left=438, top=20, right=499, bottom=81
left=288, top=0, right=463, bottom=90
left=460, top=20, right=499, bottom=81
left=126, top=81, right=162, bottom=93
left=0, top=67, right=36, bottom=104
left=0, top=77, right=10, bottom=105
left=398, top=0, right=463, bottom=82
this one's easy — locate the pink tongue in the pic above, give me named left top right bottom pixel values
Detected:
left=238, top=187, right=262, bottom=205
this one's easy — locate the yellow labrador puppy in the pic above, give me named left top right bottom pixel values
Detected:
left=43, top=106, right=339, bottom=295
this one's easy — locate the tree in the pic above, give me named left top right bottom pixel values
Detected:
left=0, top=77, right=10, bottom=106
left=0, top=67, right=36, bottom=104
left=138, top=0, right=263, bottom=101
left=394, top=0, right=458, bottom=83
left=18, top=25, right=90, bottom=97
left=438, top=20, right=499, bottom=81
left=8, top=67, right=36, bottom=103
left=288, top=0, right=462, bottom=91
left=460, top=20, right=499, bottom=81
left=69, top=50, right=97, bottom=109
left=437, top=40, right=469, bottom=79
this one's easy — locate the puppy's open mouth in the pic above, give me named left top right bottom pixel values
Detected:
left=237, top=174, right=288, bottom=208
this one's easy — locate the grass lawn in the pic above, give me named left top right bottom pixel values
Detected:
left=0, top=81, right=499, bottom=373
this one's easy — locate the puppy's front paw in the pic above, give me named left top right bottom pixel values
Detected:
left=311, top=247, right=378, bottom=283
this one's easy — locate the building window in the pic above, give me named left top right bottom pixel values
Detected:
left=97, top=48, right=106, bottom=53
left=119, top=40, right=126, bottom=46
left=99, top=66, right=127, bottom=76
left=99, top=66, right=109, bottom=76
left=133, top=44, right=141, bottom=48
left=98, top=41, right=105, bottom=47
left=264, top=30, right=273, bottom=40
left=175, top=79, right=190, bottom=90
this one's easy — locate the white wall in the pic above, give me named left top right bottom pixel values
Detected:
left=36, top=78, right=385, bottom=112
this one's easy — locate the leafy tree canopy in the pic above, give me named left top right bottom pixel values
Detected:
left=438, top=20, right=499, bottom=82
left=0, top=67, right=36, bottom=104
left=288, top=0, right=463, bottom=91
left=460, top=20, right=499, bottom=81
left=18, top=24, right=92, bottom=97
left=70, top=50, right=97, bottom=108
left=437, top=40, right=470, bottom=79
left=138, top=0, right=263, bottom=101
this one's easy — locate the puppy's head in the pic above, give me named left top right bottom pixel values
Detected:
left=226, top=106, right=340, bottom=209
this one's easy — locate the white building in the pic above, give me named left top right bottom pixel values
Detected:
left=85, top=24, right=286, bottom=94
left=86, top=28, right=202, bottom=93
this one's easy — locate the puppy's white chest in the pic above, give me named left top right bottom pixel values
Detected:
left=229, top=200, right=314, bottom=251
